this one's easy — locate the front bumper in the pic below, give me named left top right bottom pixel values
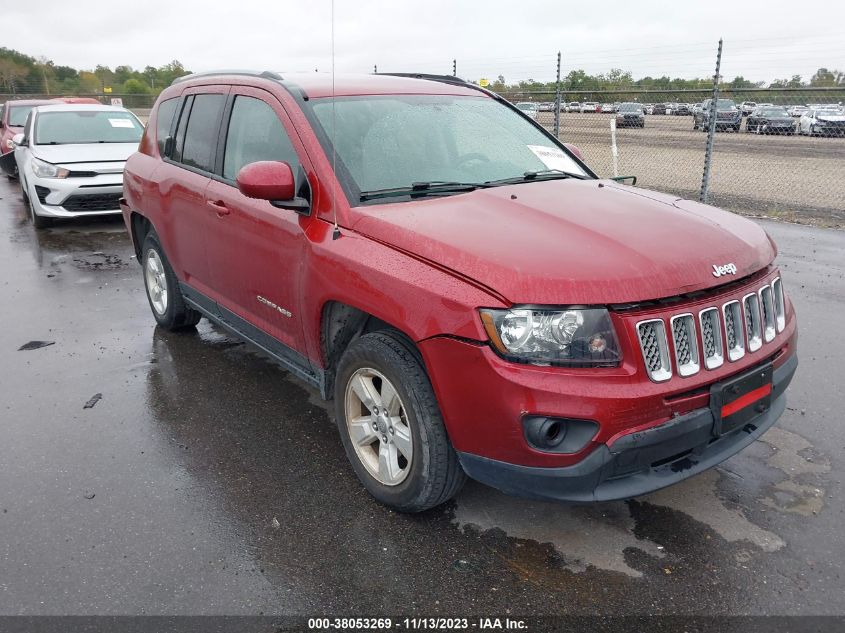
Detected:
left=458, top=352, right=796, bottom=502
left=26, top=174, right=123, bottom=218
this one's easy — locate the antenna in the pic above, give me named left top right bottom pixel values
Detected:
left=330, top=0, right=341, bottom=240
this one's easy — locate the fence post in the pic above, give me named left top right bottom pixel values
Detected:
left=610, top=118, right=619, bottom=178
left=700, top=38, right=723, bottom=204
left=554, top=51, right=562, bottom=138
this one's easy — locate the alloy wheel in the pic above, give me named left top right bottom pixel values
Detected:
left=144, top=249, right=168, bottom=315
left=344, top=367, right=413, bottom=486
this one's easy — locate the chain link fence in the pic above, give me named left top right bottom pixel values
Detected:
left=504, top=87, right=845, bottom=227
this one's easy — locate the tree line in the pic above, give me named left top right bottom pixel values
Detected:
left=0, top=47, right=190, bottom=95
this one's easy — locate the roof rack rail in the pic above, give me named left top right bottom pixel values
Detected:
left=171, top=70, right=283, bottom=86
left=376, top=72, right=504, bottom=100
left=377, top=72, right=470, bottom=86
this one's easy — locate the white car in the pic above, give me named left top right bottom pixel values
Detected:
left=787, top=105, right=808, bottom=117
left=12, top=104, right=143, bottom=228
left=600, top=103, right=614, bottom=113
left=798, top=108, right=845, bottom=137
left=514, top=102, right=539, bottom=120
left=565, top=101, right=580, bottom=113
left=580, top=102, right=598, bottom=113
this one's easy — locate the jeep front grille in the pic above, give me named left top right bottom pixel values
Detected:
left=723, top=300, right=745, bottom=361
left=636, top=319, right=672, bottom=382
left=759, top=286, right=776, bottom=343
left=772, top=277, right=785, bottom=332
left=743, top=293, right=763, bottom=352
left=698, top=308, right=724, bottom=369
left=670, top=314, right=700, bottom=376
left=636, top=279, right=785, bottom=381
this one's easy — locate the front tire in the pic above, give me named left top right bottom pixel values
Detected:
left=26, top=190, right=52, bottom=229
left=141, top=231, right=201, bottom=330
left=334, top=330, right=466, bottom=512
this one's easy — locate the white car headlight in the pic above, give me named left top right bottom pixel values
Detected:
left=31, top=157, right=70, bottom=179
left=480, top=307, right=621, bottom=366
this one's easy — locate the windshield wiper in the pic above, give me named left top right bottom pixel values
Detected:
left=487, top=169, right=584, bottom=186
left=359, top=181, right=494, bottom=202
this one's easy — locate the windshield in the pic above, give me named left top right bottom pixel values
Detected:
left=619, top=103, right=642, bottom=112
left=759, top=108, right=789, bottom=117
left=716, top=99, right=736, bottom=109
left=309, top=95, right=588, bottom=201
left=9, top=105, right=34, bottom=127
left=34, top=110, right=143, bottom=145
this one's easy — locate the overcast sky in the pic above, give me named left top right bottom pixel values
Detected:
left=3, top=1, right=843, bottom=84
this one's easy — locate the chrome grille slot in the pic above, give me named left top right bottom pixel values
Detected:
left=670, top=314, right=700, bottom=376
left=698, top=307, right=724, bottom=370
left=772, top=277, right=785, bottom=332
left=722, top=300, right=745, bottom=361
left=759, top=286, right=776, bottom=343
left=637, top=319, right=672, bottom=382
left=743, top=293, right=763, bottom=352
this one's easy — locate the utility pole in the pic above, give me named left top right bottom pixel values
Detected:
left=553, top=51, right=562, bottom=137
left=699, top=38, right=723, bottom=204
left=452, top=59, right=456, bottom=77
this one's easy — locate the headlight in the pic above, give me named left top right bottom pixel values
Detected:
left=31, top=157, right=69, bottom=179
left=479, top=307, right=621, bottom=367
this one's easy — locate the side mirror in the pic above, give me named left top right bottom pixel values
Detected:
left=610, top=175, right=638, bottom=186
left=563, top=143, right=583, bottom=161
left=12, top=133, right=25, bottom=147
left=236, top=161, right=310, bottom=214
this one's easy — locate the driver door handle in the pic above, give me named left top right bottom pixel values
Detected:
left=207, top=199, right=230, bottom=217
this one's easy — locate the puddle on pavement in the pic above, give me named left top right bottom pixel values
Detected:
left=453, top=426, right=829, bottom=578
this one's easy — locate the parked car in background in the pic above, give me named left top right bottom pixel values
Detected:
left=691, top=103, right=703, bottom=116
left=787, top=105, right=808, bottom=117
left=643, top=103, right=654, bottom=114
left=1, top=100, right=54, bottom=178
left=615, top=103, right=645, bottom=127
left=672, top=103, right=691, bottom=116
left=515, top=102, right=540, bottom=120
left=799, top=108, right=845, bottom=136
left=0, top=97, right=105, bottom=179
left=121, top=70, right=796, bottom=512
left=539, top=102, right=554, bottom=112
left=12, top=104, right=144, bottom=228
left=746, top=106, right=795, bottom=135
left=651, top=103, right=667, bottom=115
left=580, top=102, right=599, bottom=113
left=693, top=98, right=742, bottom=132
left=616, top=102, right=645, bottom=127
left=740, top=101, right=757, bottom=116
left=600, top=103, right=614, bottom=113
left=565, top=101, right=581, bottom=113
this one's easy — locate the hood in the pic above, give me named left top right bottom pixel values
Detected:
left=350, top=180, right=775, bottom=305
left=818, top=114, right=845, bottom=122
left=31, top=142, right=137, bottom=167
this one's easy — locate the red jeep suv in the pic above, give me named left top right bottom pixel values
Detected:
left=121, top=71, right=797, bottom=512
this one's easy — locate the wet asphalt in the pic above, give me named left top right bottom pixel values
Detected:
left=0, top=175, right=843, bottom=617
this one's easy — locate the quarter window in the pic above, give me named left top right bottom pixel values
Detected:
left=223, top=96, right=299, bottom=181
left=180, top=94, right=226, bottom=172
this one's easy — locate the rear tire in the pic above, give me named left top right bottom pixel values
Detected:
left=334, top=330, right=466, bottom=512
left=141, top=231, right=201, bottom=330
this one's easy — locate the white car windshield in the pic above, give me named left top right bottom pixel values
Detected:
left=309, top=95, right=588, bottom=198
left=35, top=110, right=143, bottom=145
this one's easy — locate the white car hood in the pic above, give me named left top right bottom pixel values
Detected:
left=31, top=142, right=138, bottom=166
left=818, top=114, right=845, bottom=122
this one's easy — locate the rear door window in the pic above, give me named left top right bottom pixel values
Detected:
left=179, top=94, right=226, bottom=172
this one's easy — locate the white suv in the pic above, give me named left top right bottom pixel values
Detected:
left=13, top=104, right=143, bottom=228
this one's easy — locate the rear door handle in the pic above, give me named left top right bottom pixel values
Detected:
left=207, top=199, right=230, bottom=217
